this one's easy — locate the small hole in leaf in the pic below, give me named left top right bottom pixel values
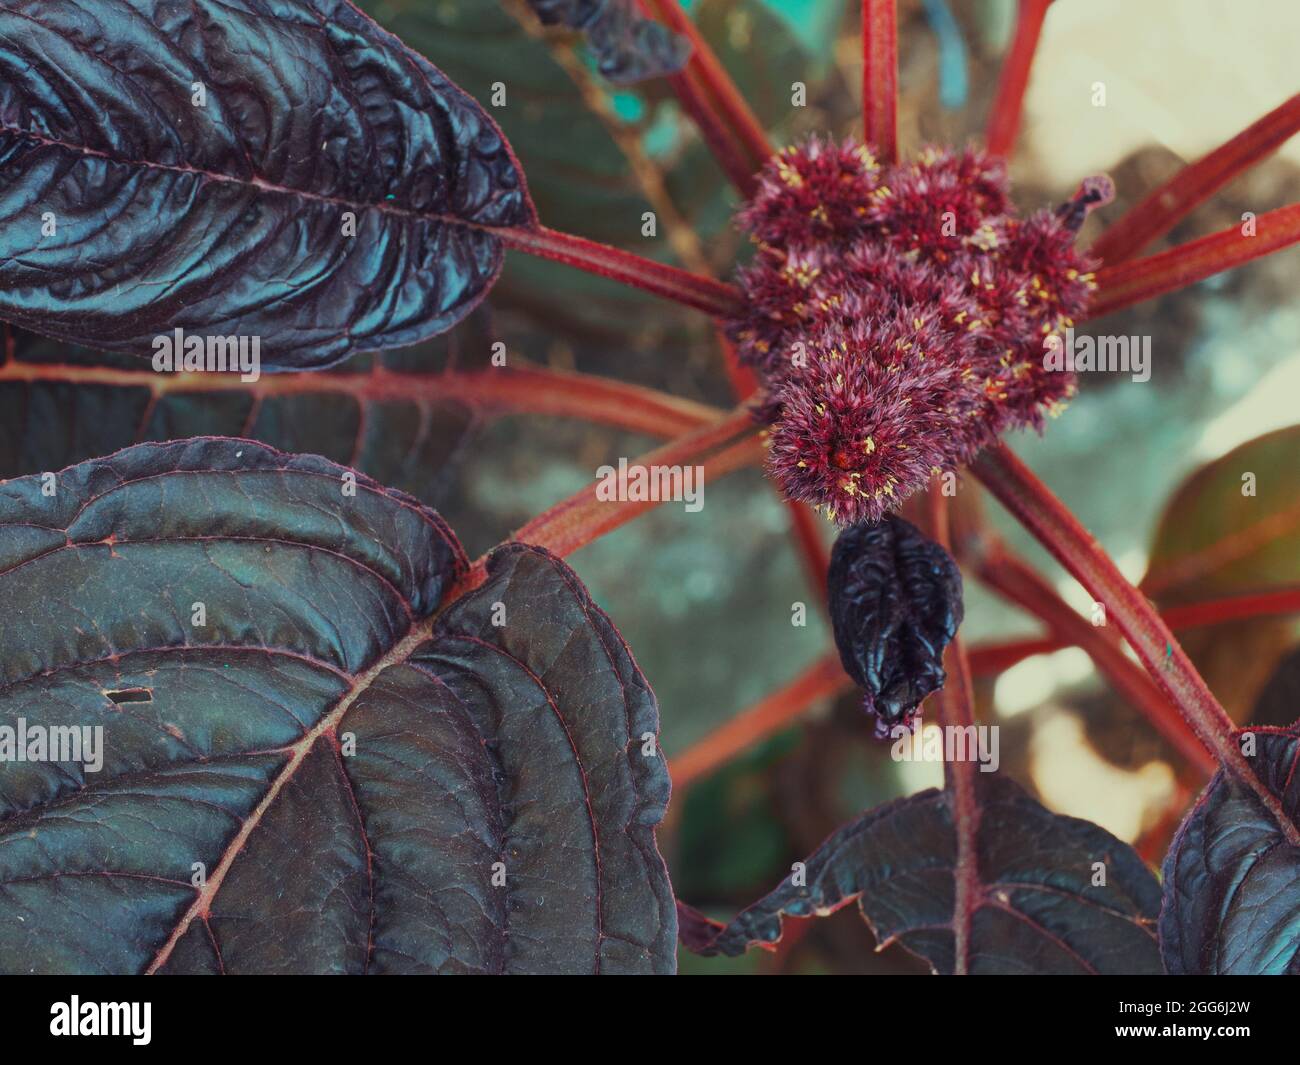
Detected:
left=105, top=688, right=153, bottom=704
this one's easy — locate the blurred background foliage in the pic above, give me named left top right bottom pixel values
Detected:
left=3, top=0, right=1298, bottom=974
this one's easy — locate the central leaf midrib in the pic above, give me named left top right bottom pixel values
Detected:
left=145, top=597, right=613, bottom=973
left=143, top=608, right=441, bottom=973
left=0, top=123, right=512, bottom=237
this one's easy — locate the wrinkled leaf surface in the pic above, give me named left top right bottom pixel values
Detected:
left=0, top=439, right=674, bottom=974
left=1160, top=725, right=1300, bottom=975
left=0, top=0, right=534, bottom=369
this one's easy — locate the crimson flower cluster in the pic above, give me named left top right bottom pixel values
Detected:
left=728, top=137, right=1111, bottom=525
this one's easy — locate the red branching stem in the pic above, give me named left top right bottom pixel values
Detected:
left=972, top=542, right=1216, bottom=775
left=639, top=0, right=772, bottom=195
left=968, top=584, right=1300, bottom=676
left=968, top=635, right=1058, bottom=676
left=861, top=0, right=898, bottom=163
left=455, top=366, right=719, bottom=437
left=1155, top=585, right=1300, bottom=630
left=924, top=491, right=978, bottom=975
left=972, top=443, right=1300, bottom=846
left=938, top=633, right=978, bottom=974
left=785, top=501, right=831, bottom=607
left=1090, top=94, right=1300, bottom=264
left=985, top=0, right=1052, bottom=158
left=0, top=358, right=721, bottom=441
left=500, top=225, right=744, bottom=318
left=510, top=406, right=761, bottom=559
left=669, top=74, right=760, bottom=196
left=671, top=653, right=849, bottom=789
left=925, top=495, right=972, bottom=747
left=1089, top=203, right=1300, bottom=318
left=714, top=330, right=759, bottom=400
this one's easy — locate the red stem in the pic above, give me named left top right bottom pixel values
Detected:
left=940, top=635, right=978, bottom=975
left=457, top=366, right=717, bottom=437
left=0, top=356, right=721, bottom=441
left=500, top=225, right=743, bottom=318
left=924, top=491, right=978, bottom=975
left=667, top=69, right=760, bottom=196
left=969, top=585, right=1300, bottom=676
left=985, top=0, right=1052, bottom=158
left=972, top=443, right=1300, bottom=846
left=505, top=78, right=830, bottom=617
left=510, top=407, right=760, bottom=559
left=861, top=0, right=898, bottom=162
left=714, top=329, right=760, bottom=402
left=1090, top=94, right=1300, bottom=265
left=1155, top=585, right=1300, bottom=629
left=1088, top=203, right=1300, bottom=318
left=972, top=543, right=1216, bottom=775
left=785, top=501, right=831, bottom=608
left=968, top=635, right=1058, bottom=676
left=671, top=653, right=849, bottom=789
left=639, top=0, right=772, bottom=195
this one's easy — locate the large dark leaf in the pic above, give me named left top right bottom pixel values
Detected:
left=0, top=439, right=673, bottom=973
left=1160, top=725, right=1300, bottom=974
left=0, top=0, right=534, bottom=369
left=680, top=776, right=1162, bottom=974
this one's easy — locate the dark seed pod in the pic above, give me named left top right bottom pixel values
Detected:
left=828, top=516, right=965, bottom=737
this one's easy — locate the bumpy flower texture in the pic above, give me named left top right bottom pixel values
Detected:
left=728, top=139, right=1113, bottom=525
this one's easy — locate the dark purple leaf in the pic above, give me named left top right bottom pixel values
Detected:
left=0, top=0, right=535, bottom=370
left=1160, top=724, right=1300, bottom=974
left=526, top=1, right=690, bottom=84
left=828, top=516, right=964, bottom=737
left=0, top=438, right=673, bottom=974
left=681, top=776, right=1162, bottom=974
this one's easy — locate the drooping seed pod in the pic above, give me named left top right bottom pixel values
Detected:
left=827, top=516, right=965, bottom=737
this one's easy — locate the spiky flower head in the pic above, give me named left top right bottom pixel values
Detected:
left=730, top=139, right=1109, bottom=523
left=766, top=314, right=986, bottom=526
left=738, top=136, right=883, bottom=247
